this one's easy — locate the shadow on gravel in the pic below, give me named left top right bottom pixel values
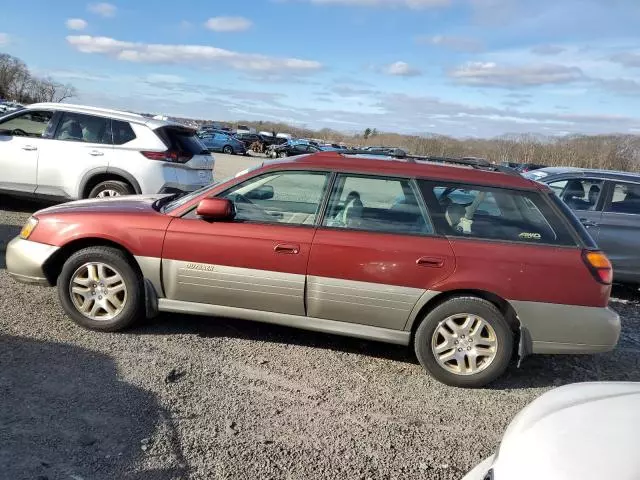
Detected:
left=0, top=224, right=21, bottom=263
left=0, top=335, right=189, bottom=479
left=0, top=194, right=57, bottom=214
left=133, top=313, right=418, bottom=365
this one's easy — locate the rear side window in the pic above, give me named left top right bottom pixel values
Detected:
left=548, top=178, right=604, bottom=211
left=323, top=174, right=433, bottom=235
left=421, top=181, right=576, bottom=245
left=112, top=120, right=136, bottom=145
left=156, top=127, right=209, bottom=155
left=54, top=112, right=110, bottom=144
left=606, top=182, right=640, bottom=215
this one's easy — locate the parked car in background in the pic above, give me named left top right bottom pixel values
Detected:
left=268, top=142, right=323, bottom=158
left=463, top=382, right=640, bottom=480
left=6, top=152, right=619, bottom=388
left=0, top=103, right=214, bottom=199
left=501, top=161, right=547, bottom=173
left=525, top=167, right=640, bottom=286
left=200, top=131, right=246, bottom=155
left=234, top=132, right=262, bottom=148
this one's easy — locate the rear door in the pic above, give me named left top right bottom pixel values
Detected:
left=306, top=173, right=455, bottom=330
left=37, top=111, right=114, bottom=198
left=597, top=180, right=640, bottom=283
left=161, top=169, right=331, bottom=315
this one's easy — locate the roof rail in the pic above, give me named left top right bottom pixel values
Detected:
left=343, top=150, right=521, bottom=176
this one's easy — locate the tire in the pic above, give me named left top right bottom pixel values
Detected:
left=278, top=151, right=288, bottom=158
left=223, top=145, right=234, bottom=155
left=57, top=246, right=143, bottom=332
left=88, top=180, right=134, bottom=199
left=414, top=296, right=513, bottom=388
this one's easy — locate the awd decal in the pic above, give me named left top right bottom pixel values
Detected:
left=519, top=232, right=542, bottom=240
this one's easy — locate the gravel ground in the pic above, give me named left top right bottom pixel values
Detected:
left=1, top=153, right=640, bottom=480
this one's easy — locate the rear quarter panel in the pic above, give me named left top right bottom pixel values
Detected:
left=437, top=238, right=610, bottom=307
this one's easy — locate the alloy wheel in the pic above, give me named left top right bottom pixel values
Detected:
left=69, top=262, right=127, bottom=320
left=96, top=189, right=120, bottom=198
left=431, top=313, right=498, bottom=376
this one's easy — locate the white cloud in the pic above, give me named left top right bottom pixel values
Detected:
left=88, top=2, right=116, bottom=17
left=531, top=44, right=566, bottom=55
left=205, top=16, right=253, bottom=32
left=449, top=62, right=585, bottom=87
left=418, top=34, right=484, bottom=52
left=306, top=0, right=450, bottom=8
left=383, top=61, right=422, bottom=77
left=66, top=18, right=88, bottom=31
left=66, top=35, right=323, bottom=73
left=610, top=52, right=640, bottom=68
left=146, top=74, right=185, bottom=84
left=0, top=33, right=10, bottom=45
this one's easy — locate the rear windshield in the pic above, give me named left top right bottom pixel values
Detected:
left=547, top=192, right=597, bottom=248
left=156, top=127, right=209, bottom=155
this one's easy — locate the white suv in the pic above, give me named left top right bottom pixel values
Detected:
left=0, top=103, right=214, bottom=199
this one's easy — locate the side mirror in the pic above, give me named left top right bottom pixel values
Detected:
left=245, top=185, right=274, bottom=201
left=196, top=198, right=235, bottom=220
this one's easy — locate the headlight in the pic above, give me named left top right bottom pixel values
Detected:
left=19, top=217, right=38, bottom=239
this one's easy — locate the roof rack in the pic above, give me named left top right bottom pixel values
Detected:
left=343, top=150, right=521, bottom=176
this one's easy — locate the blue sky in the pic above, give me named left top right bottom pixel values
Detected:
left=2, top=0, right=640, bottom=137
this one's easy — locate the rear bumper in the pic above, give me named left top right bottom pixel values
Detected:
left=511, top=300, right=621, bottom=354
left=5, top=237, right=59, bottom=286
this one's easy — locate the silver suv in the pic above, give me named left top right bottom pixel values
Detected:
left=0, top=103, right=214, bottom=199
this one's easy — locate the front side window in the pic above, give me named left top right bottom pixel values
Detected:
left=219, top=171, right=329, bottom=225
left=548, top=178, right=604, bottom=211
left=606, top=182, right=640, bottom=215
left=54, top=112, right=111, bottom=144
left=323, top=174, right=433, bottom=235
left=0, top=110, right=54, bottom=138
left=424, top=182, right=574, bottom=245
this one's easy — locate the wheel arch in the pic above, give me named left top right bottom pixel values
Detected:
left=42, top=237, right=142, bottom=286
left=407, top=289, right=522, bottom=341
left=78, top=167, right=142, bottom=199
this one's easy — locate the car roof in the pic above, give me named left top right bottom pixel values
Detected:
left=264, top=152, right=543, bottom=190
left=535, top=166, right=640, bottom=182
left=28, top=103, right=189, bottom=129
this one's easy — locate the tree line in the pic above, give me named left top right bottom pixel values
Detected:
left=222, top=120, right=639, bottom=172
left=0, top=53, right=76, bottom=104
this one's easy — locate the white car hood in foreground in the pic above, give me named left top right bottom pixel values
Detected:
left=464, top=382, right=640, bottom=480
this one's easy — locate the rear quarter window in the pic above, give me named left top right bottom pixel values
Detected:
left=112, top=120, right=136, bottom=145
left=420, top=181, right=578, bottom=246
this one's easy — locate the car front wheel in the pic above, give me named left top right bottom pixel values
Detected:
left=57, top=246, right=143, bottom=332
left=414, top=296, right=513, bottom=388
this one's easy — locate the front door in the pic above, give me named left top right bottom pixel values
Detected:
left=161, top=169, right=331, bottom=315
left=37, top=111, right=113, bottom=198
left=0, top=109, right=55, bottom=193
left=306, top=174, right=456, bottom=330
left=597, top=180, right=640, bottom=283
left=546, top=176, right=605, bottom=241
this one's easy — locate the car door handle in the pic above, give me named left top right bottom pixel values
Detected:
left=580, top=218, right=599, bottom=228
left=416, top=256, right=445, bottom=268
left=274, top=243, right=300, bottom=254
left=21, top=145, right=37, bottom=151
left=89, top=150, right=104, bottom=156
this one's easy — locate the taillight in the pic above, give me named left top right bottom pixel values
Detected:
left=140, top=150, right=193, bottom=164
left=582, top=250, right=613, bottom=284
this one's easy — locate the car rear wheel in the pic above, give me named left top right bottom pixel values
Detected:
left=223, top=145, right=234, bottom=154
left=88, top=180, right=134, bottom=199
left=57, top=246, right=143, bottom=332
left=414, top=296, right=513, bottom=388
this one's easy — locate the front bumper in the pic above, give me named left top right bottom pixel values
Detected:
left=5, top=237, right=59, bottom=286
left=511, top=300, right=621, bottom=354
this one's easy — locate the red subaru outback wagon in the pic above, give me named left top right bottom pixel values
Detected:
left=6, top=152, right=620, bottom=387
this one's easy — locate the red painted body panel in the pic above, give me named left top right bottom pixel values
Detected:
left=162, top=218, right=313, bottom=275
left=437, top=238, right=610, bottom=307
left=307, top=229, right=456, bottom=289
left=30, top=197, right=171, bottom=257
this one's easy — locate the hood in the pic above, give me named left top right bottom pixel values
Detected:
left=493, top=382, right=640, bottom=480
left=35, top=195, right=165, bottom=216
